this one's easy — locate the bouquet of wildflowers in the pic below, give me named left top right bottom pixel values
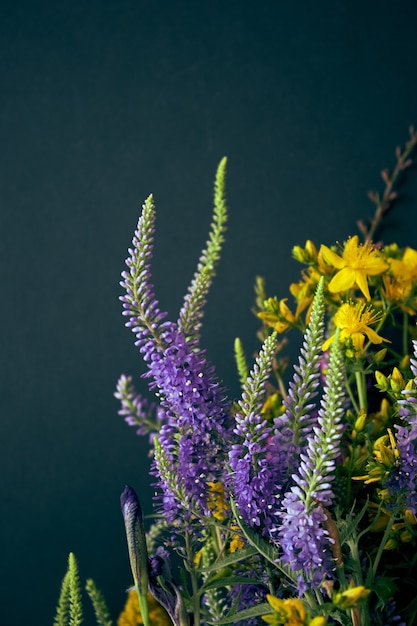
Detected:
left=55, top=129, right=417, bottom=626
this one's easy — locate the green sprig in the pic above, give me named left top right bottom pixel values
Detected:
left=178, top=157, right=228, bottom=343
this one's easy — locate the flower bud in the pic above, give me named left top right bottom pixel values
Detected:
left=391, top=367, right=405, bottom=390
left=375, top=371, right=388, bottom=389
left=354, top=411, right=367, bottom=432
left=405, top=509, right=417, bottom=525
left=374, top=348, right=387, bottom=363
left=333, top=586, right=371, bottom=609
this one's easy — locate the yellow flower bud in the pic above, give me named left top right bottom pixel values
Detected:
left=354, top=410, right=367, bottom=432
left=390, top=367, right=405, bottom=391
left=405, top=378, right=415, bottom=391
left=405, top=509, right=417, bottom=525
left=400, top=529, right=413, bottom=543
left=292, top=240, right=318, bottom=264
left=400, top=354, right=410, bottom=370
left=305, top=240, right=318, bottom=261
left=374, top=348, right=388, bottom=363
left=375, top=370, right=388, bottom=389
left=333, top=586, right=371, bottom=609
left=377, top=488, right=391, bottom=503
left=383, top=538, right=397, bottom=550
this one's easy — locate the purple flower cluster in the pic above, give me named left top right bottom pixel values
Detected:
left=387, top=340, right=417, bottom=513
left=118, top=197, right=233, bottom=523
left=144, top=323, right=232, bottom=521
left=277, top=492, right=333, bottom=594
left=276, top=327, right=345, bottom=593
left=271, top=279, right=325, bottom=493
left=228, top=333, right=281, bottom=532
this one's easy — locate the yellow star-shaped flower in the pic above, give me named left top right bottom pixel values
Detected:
left=323, top=302, right=388, bottom=355
left=319, top=236, right=388, bottom=300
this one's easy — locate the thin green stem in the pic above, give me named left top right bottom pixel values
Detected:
left=355, top=370, right=367, bottom=411
left=185, top=533, right=201, bottom=626
left=371, top=511, right=398, bottom=581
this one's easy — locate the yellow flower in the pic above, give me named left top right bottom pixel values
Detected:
left=382, top=247, right=417, bottom=313
left=262, top=595, right=327, bottom=626
left=263, top=595, right=306, bottom=626
left=258, top=298, right=298, bottom=333
left=118, top=590, right=171, bottom=626
left=292, top=240, right=318, bottom=264
left=320, top=236, right=388, bottom=300
left=389, top=246, right=417, bottom=282
left=206, top=481, right=228, bottom=520
left=323, top=302, right=388, bottom=354
left=333, top=586, right=371, bottom=609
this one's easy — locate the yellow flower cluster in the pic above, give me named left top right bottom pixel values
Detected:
left=263, top=594, right=326, bottom=626
left=117, top=590, right=171, bottom=626
left=259, top=236, right=417, bottom=359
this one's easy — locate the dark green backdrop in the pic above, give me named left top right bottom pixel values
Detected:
left=2, top=1, right=417, bottom=624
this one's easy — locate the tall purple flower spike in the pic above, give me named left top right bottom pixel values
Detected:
left=119, top=194, right=233, bottom=523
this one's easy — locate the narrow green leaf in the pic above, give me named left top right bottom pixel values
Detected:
left=199, top=545, right=258, bottom=573
left=200, top=575, right=263, bottom=594
left=207, top=601, right=272, bottom=624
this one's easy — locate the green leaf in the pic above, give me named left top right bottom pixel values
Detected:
left=199, top=545, right=258, bottom=573
left=372, top=576, right=398, bottom=608
left=207, top=601, right=272, bottom=624
left=200, top=575, right=263, bottom=594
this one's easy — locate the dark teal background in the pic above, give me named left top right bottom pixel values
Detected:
left=1, top=1, right=417, bottom=623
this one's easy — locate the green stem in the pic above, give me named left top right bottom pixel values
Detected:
left=371, top=512, right=397, bottom=581
left=185, top=533, right=201, bottom=626
left=135, top=582, right=150, bottom=626
left=355, top=370, right=367, bottom=412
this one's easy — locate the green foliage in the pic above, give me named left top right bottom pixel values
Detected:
left=234, top=337, right=249, bottom=389
left=85, top=579, right=114, bottom=626
left=54, top=554, right=114, bottom=626
left=178, top=157, right=228, bottom=343
left=53, top=566, right=70, bottom=626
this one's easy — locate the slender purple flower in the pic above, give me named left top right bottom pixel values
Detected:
left=271, top=278, right=325, bottom=489
left=119, top=195, right=167, bottom=361
left=147, top=323, right=232, bottom=521
left=277, top=329, right=346, bottom=593
left=119, top=196, right=233, bottom=523
left=229, top=332, right=279, bottom=531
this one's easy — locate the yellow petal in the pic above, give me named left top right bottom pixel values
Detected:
left=350, top=332, right=365, bottom=352
left=328, top=267, right=356, bottom=293
left=363, top=327, right=387, bottom=345
left=354, top=270, right=371, bottom=300
left=319, top=244, right=346, bottom=269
